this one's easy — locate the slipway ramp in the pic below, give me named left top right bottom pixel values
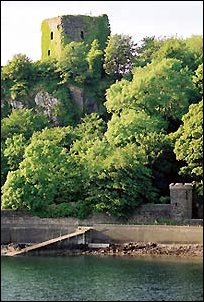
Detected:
left=4, top=227, right=92, bottom=257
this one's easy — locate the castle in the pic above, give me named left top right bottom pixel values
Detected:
left=41, top=14, right=110, bottom=60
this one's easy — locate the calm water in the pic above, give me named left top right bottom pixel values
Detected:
left=1, top=255, right=203, bottom=301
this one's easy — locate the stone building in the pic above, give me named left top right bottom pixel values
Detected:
left=41, top=14, right=110, bottom=60
left=169, top=183, right=193, bottom=221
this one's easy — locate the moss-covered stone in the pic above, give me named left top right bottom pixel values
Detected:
left=41, top=17, right=63, bottom=60
left=41, top=14, right=110, bottom=61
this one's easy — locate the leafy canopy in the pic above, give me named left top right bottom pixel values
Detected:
left=103, top=34, right=137, bottom=78
left=173, top=100, right=203, bottom=194
left=105, top=58, right=196, bottom=127
left=57, top=41, right=89, bottom=85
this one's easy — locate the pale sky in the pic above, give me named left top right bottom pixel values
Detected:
left=1, top=1, right=203, bottom=65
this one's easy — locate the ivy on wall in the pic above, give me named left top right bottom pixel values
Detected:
left=41, top=14, right=110, bottom=61
left=41, top=17, right=63, bottom=60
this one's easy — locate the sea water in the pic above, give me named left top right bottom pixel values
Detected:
left=1, top=255, right=203, bottom=301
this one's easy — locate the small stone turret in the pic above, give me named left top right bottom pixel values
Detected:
left=169, top=183, right=193, bottom=221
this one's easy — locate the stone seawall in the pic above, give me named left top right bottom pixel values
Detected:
left=1, top=210, right=203, bottom=245
left=91, top=224, right=203, bottom=244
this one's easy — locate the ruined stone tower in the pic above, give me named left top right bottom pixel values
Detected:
left=41, top=14, right=110, bottom=60
left=169, top=183, right=193, bottom=221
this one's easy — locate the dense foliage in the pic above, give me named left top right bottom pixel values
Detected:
left=103, top=34, right=137, bottom=78
left=1, top=32, right=203, bottom=219
left=173, top=100, right=203, bottom=195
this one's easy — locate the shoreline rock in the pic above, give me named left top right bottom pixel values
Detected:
left=1, top=242, right=203, bottom=258
left=83, top=242, right=203, bottom=258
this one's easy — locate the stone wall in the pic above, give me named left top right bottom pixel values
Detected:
left=61, top=14, right=110, bottom=49
left=128, top=204, right=171, bottom=224
left=1, top=204, right=172, bottom=227
left=1, top=210, right=78, bottom=244
left=1, top=184, right=202, bottom=245
left=91, top=224, right=203, bottom=244
left=1, top=209, right=203, bottom=245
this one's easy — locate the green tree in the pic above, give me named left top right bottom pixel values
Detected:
left=1, top=54, right=33, bottom=83
left=105, top=58, right=197, bottom=132
left=1, top=126, right=84, bottom=215
left=185, top=35, right=203, bottom=71
left=103, top=34, right=136, bottom=78
left=134, top=36, right=161, bottom=68
left=1, top=54, right=34, bottom=103
left=1, top=146, right=9, bottom=187
left=135, top=132, right=180, bottom=199
left=1, top=109, right=49, bottom=187
left=134, top=35, right=203, bottom=72
left=1, top=99, right=11, bottom=119
left=173, top=100, right=203, bottom=195
left=105, top=109, right=167, bottom=147
left=3, top=134, right=28, bottom=171
left=193, top=63, right=203, bottom=97
left=75, top=113, right=106, bottom=139
left=32, top=59, right=61, bottom=91
left=1, top=108, right=49, bottom=141
left=104, top=58, right=197, bottom=200
left=72, top=135, right=157, bottom=217
left=69, top=113, right=158, bottom=217
left=86, top=39, right=103, bottom=80
left=70, top=113, right=106, bottom=174
left=152, top=37, right=196, bottom=71
left=105, top=111, right=178, bottom=199
left=57, top=41, right=89, bottom=85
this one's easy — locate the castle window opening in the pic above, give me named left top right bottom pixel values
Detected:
left=48, top=50, right=51, bottom=56
left=80, top=31, right=84, bottom=39
left=51, top=32, right=54, bottom=40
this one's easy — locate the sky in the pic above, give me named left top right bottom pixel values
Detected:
left=1, top=1, right=203, bottom=65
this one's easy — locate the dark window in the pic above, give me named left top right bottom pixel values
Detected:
left=48, top=50, right=51, bottom=56
left=80, top=31, right=84, bottom=39
left=51, top=32, right=53, bottom=40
